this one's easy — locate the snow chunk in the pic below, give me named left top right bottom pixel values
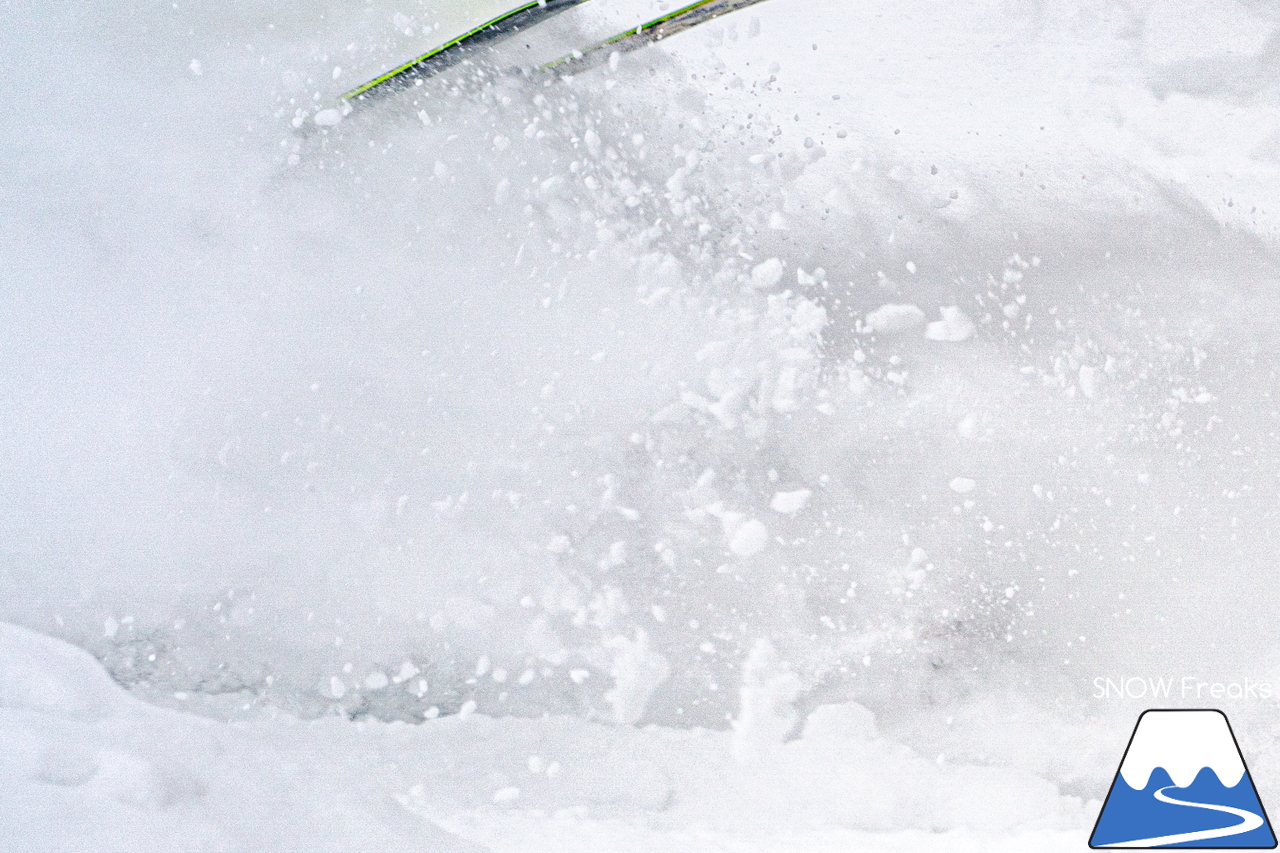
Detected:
left=392, top=661, right=420, bottom=684
left=796, top=267, right=825, bottom=286
left=313, top=109, right=343, bottom=127
left=750, top=257, right=784, bottom=289
left=732, top=639, right=801, bottom=763
left=728, top=518, right=769, bottom=557
left=863, top=303, right=925, bottom=334
left=949, top=477, right=976, bottom=494
left=770, top=489, right=812, bottom=515
left=790, top=298, right=828, bottom=337
left=492, top=786, right=520, bottom=804
left=393, top=12, right=415, bottom=35
left=1079, top=364, right=1099, bottom=398
left=604, top=630, right=670, bottom=725
left=925, top=306, right=975, bottom=342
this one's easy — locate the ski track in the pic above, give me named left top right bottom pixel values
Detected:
left=1099, top=785, right=1265, bottom=848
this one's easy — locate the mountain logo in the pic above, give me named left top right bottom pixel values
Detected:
left=1090, top=709, right=1276, bottom=848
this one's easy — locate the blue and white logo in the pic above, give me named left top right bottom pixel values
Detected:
left=1091, top=709, right=1276, bottom=848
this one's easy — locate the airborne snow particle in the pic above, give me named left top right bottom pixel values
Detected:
left=750, top=257, right=784, bottom=288
left=732, top=639, right=800, bottom=764
left=729, top=519, right=769, bottom=556
left=392, top=661, right=419, bottom=684
left=313, top=109, right=342, bottom=127
left=770, top=489, right=812, bottom=514
left=925, top=306, right=976, bottom=342
left=797, top=267, right=820, bottom=286
left=949, top=477, right=976, bottom=494
left=1079, top=365, right=1099, bottom=398
left=604, top=630, right=670, bottom=725
left=863, top=303, right=926, bottom=333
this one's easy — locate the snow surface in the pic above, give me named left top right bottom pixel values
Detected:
left=5, top=0, right=1280, bottom=848
left=0, top=620, right=1091, bottom=851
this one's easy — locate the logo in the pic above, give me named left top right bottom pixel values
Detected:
left=1090, top=709, right=1276, bottom=848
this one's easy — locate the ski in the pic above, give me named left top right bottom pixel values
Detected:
left=540, top=0, right=773, bottom=72
left=343, top=0, right=593, bottom=104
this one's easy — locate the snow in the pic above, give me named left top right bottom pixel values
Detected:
left=863, top=303, right=927, bottom=334
left=0, top=621, right=1094, bottom=851
left=925, top=306, right=976, bottom=343
left=727, top=517, right=770, bottom=557
left=769, top=488, right=812, bottom=515
left=5, top=0, right=1280, bottom=847
left=750, top=257, right=785, bottom=289
left=0, top=622, right=481, bottom=852
left=602, top=630, right=669, bottom=724
left=313, top=108, right=343, bottom=127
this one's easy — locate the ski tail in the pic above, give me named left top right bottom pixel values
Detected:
left=540, top=0, right=773, bottom=72
left=344, top=0, right=592, bottom=103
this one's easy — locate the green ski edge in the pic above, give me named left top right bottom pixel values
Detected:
left=344, top=0, right=591, bottom=102
left=541, top=0, right=772, bottom=72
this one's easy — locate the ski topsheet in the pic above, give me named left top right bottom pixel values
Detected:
left=343, top=0, right=592, bottom=103
left=339, top=0, right=774, bottom=111
left=541, top=0, right=772, bottom=71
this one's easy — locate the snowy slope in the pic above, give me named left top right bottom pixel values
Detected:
left=0, top=621, right=1092, bottom=851
left=0, top=622, right=482, bottom=852
left=4, top=0, right=1280, bottom=847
